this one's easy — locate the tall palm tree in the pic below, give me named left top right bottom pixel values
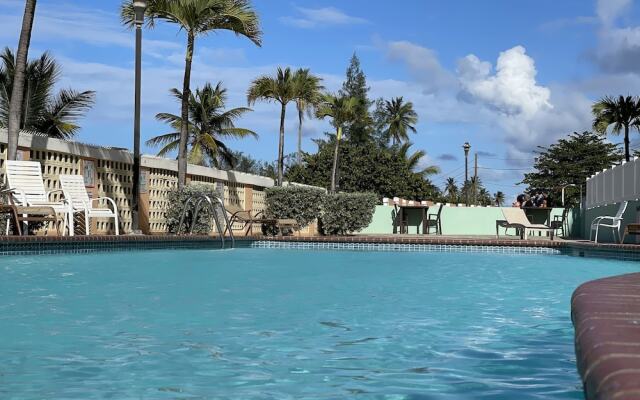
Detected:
left=7, top=0, right=37, bottom=160
left=378, top=96, right=418, bottom=145
left=316, top=94, right=359, bottom=193
left=592, top=95, right=640, bottom=162
left=0, top=48, right=95, bottom=139
left=494, top=191, right=505, bottom=206
left=247, top=67, right=297, bottom=186
left=147, top=82, right=256, bottom=167
left=395, top=142, right=439, bottom=177
left=293, top=68, right=323, bottom=164
left=121, top=0, right=262, bottom=189
left=445, top=177, right=458, bottom=204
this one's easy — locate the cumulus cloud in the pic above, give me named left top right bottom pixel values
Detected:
left=280, top=7, right=368, bottom=29
left=457, top=46, right=552, bottom=118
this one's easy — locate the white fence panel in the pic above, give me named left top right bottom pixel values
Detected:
left=586, top=157, right=640, bottom=209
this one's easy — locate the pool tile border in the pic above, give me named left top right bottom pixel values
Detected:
left=251, top=240, right=561, bottom=254
left=0, top=234, right=639, bottom=260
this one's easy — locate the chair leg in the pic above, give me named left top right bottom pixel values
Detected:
left=114, top=213, right=119, bottom=236
left=68, top=212, right=75, bottom=237
left=85, top=210, right=90, bottom=235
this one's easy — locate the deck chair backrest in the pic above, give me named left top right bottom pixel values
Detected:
left=435, top=203, right=444, bottom=217
left=502, top=207, right=531, bottom=226
left=59, top=175, right=91, bottom=209
left=5, top=160, right=47, bottom=205
left=615, top=201, right=628, bottom=220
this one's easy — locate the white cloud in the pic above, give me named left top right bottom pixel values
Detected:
left=384, top=40, right=455, bottom=94
left=0, top=2, right=179, bottom=58
left=280, top=7, right=368, bottom=29
left=458, top=46, right=552, bottom=118
left=597, top=0, right=631, bottom=26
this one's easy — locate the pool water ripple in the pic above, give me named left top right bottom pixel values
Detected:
left=1, top=249, right=638, bottom=399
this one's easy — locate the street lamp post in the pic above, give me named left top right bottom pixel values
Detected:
left=463, top=142, right=471, bottom=206
left=131, top=0, right=147, bottom=234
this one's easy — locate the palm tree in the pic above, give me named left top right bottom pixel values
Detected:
left=396, top=142, right=439, bottom=177
left=293, top=68, right=323, bottom=165
left=316, top=94, right=359, bottom=193
left=494, top=191, right=505, bottom=206
left=121, top=0, right=262, bottom=189
left=147, top=82, right=256, bottom=167
left=445, top=177, right=458, bottom=204
left=377, top=96, right=418, bottom=145
left=0, top=48, right=95, bottom=139
left=247, top=67, right=297, bottom=186
left=7, top=0, right=37, bottom=160
left=592, top=95, right=640, bottom=162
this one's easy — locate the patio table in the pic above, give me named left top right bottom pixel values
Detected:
left=393, top=204, right=430, bottom=234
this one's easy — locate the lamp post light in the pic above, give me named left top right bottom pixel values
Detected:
left=463, top=142, right=471, bottom=206
left=131, top=0, right=147, bottom=234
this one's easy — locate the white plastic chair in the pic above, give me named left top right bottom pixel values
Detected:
left=4, top=160, right=70, bottom=235
left=590, top=201, right=628, bottom=243
left=59, top=175, right=119, bottom=236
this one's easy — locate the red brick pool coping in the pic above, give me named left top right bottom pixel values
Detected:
left=572, top=273, right=640, bottom=400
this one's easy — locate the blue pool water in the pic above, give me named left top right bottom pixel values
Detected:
left=1, top=249, right=638, bottom=399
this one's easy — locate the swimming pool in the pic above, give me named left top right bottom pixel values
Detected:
left=1, top=248, right=637, bottom=399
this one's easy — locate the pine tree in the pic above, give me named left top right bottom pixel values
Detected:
left=339, top=53, right=373, bottom=142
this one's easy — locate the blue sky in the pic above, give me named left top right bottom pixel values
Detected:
left=2, top=0, right=640, bottom=200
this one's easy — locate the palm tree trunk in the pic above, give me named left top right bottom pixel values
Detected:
left=624, top=123, right=630, bottom=162
left=330, top=126, right=342, bottom=193
left=7, top=0, right=37, bottom=161
left=177, top=32, right=195, bottom=189
left=297, top=107, right=303, bottom=165
left=277, top=103, right=286, bottom=186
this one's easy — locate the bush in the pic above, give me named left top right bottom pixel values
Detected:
left=265, top=185, right=325, bottom=228
left=320, top=192, right=378, bottom=235
left=165, top=184, right=222, bottom=234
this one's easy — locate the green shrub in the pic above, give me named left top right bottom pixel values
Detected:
left=265, top=185, right=325, bottom=228
left=320, top=192, right=378, bottom=235
left=165, top=184, right=222, bottom=234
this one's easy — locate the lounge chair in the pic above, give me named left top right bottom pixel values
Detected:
left=4, top=160, right=69, bottom=235
left=223, top=203, right=275, bottom=236
left=498, top=208, right=554, bottom=240
left=590, top=201, right=628, bottom=243
left=59, top=175, right=119, bottom=235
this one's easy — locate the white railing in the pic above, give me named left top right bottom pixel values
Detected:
left=586, top=157, right=640, bottom=209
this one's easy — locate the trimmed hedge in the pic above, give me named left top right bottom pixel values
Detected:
left=264, top=185, right=325, bottom=228
left=320, top=192, right=378, bottom=235
left=165, top=184, right=221, bottom=234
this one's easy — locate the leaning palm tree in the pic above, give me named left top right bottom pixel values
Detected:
left=378, top=96, right=418, bottom=145
left=494, top=191, right=505, bottom=206
left=7, top=0, right=37, bottom=160
left=445, top=177, right=458, bottom=204
left=592, top=95, right=640, bottom=162
left=316, top=94, right=359, bottom=193
left=121, top=0, right=262, bottom=189
left=147, top=82, right=256, bottom=167
left=395, top=142, right=439, bottom=177
left=247, top=67, right=297, bottom=186
left=0, top=48, right=95, bottom=139
left=293, top=68, right=323, bottom=164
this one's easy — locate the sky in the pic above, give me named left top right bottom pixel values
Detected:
left=2, top=0, right=640, bottom=201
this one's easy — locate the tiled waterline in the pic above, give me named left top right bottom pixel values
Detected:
left=251, top=240, right=562, bottom=255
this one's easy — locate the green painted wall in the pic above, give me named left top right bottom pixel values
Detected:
left=360, top=205, right=579, bottom=237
